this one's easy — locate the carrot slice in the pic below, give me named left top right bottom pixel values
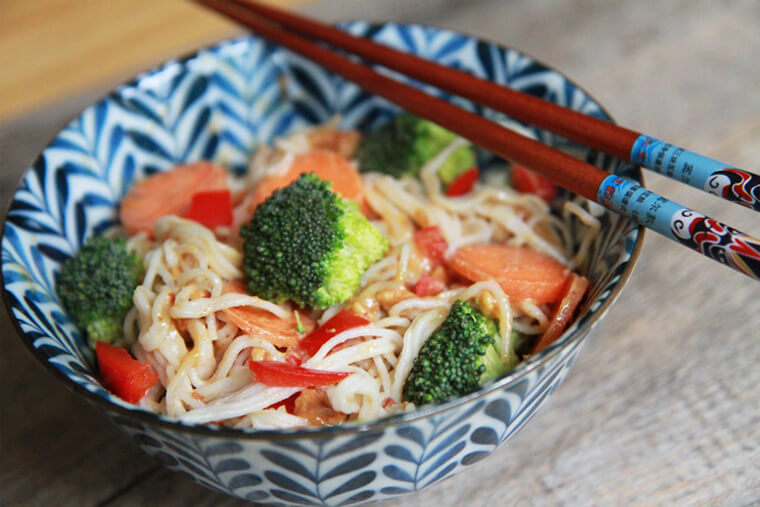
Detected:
left=247, top=149, right=366, bottom=213
left=449, top=243, right=570, bottom=305
left=120, top=161, right=228, bottom=236
left=221, top=282, right=315, bottom=348
left=533, top=273, right=590, bottom=353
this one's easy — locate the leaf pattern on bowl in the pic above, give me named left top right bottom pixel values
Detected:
left=1, top=22, right=642, bottom=505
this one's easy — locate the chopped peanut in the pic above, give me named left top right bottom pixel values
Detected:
left=534, top=223, right=564, bottom=249
left=376, top=287, right=415, bottom=312
left=250, top=347, right=268, bottom=362
left=190, top=289, right=210, bottom=300
left=413, top=209, right=433, bottom=228
left=349, top=299, right=380, bottom=322
left=293, top=388, right=348, bottom=426
left=430, top=266, right=450, bottom=285
left=306, top=127, right=360, bottom=159
left=476, top=291, right=501, bottom=320
left=405, top=243, right=433, bottom=281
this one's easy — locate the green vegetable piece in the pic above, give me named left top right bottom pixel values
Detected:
left=403, top=300, right=507, bottom=406
left=241, top=173, right=389, bottom=309
left=356, top=113, right=476, bottom=182
left=56, top=236, right=144, bottom=347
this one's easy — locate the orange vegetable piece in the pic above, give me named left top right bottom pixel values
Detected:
left=414, top=275, right=445, bottom=297
left=247, top=149, right=366, bottom=213
left=449, top=243, right=570, bottom=305
left=96, top=342, right=159, bottom=404
left=249, top=361, right=350, bottom=387
left=445, top=167, right=479, bottom=197
left=120, top=161, right=228, bottom=236
left=511, top=164, right=558, bottom=203
left=413, top=226, right=448, bottom=266
left=221, top=282, right=315, bottom=348
left=534, top=273, right=590, bottom=353
left=293, top=387, right=348, bottom=426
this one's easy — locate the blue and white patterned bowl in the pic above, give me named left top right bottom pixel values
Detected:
left=1, top=22, right=643, bottom=505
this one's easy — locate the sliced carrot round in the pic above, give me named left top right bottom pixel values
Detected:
left=120, top=161, right=228, bottom=236
left=449, top=243, right=570, bottom=305
left=221, top=282, right=315, bottom=348
left=247, top=149, right=366, bottom=213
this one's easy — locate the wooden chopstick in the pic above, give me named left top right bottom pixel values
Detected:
left=196, top=0, right=609, bottom=200
left=229, top=0, right=638, bottom=159
left=228, top=0, right=760, bottom=215
left=194, top=0, right=760, bottom=282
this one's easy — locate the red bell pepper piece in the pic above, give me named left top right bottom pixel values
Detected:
left=298, top=310, right=369, bottom=357
left=284, top=347, right=307, bottom=366
left=413, top=226, right=448, bottom=266
left=96, top=342, right=159, bottom=404
left=249, top=361, right=351, bottom=387
left=445, top=167, right=479, bottom=196
left=185, top=189, right=234, bottom=228
left=413, top=274, right=445, bottom=297
left=511, top=165, right=558, bottom=203
left=266, top=392, right=300, bottom=413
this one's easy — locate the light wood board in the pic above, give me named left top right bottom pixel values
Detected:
left=0, top=0, right=305, bottom=122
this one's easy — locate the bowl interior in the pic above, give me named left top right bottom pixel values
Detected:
left=1, top=22, right=642, bottom=436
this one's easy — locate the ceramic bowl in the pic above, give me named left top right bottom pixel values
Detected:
left=1, top=22, right=643, bottom=505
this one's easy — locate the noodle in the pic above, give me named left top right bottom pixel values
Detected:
left=114, top=122, right=590, bottom=430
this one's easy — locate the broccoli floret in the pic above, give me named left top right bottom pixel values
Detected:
left=56, top=236, right=143, bottom=347
left=356, top=113, right=476, bottom=183
left=241, top=173, right=389, bottom=309
left=403, top=300, right=507, bottom=406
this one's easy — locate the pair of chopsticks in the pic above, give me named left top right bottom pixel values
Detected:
left=195, top=0, right=760, bottom=281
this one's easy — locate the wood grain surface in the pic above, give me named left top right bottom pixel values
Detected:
left=1, top=0, right=759, bottom=505
left=0, top=0, right=304, bottom=122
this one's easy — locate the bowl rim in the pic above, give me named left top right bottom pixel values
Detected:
left=1, top=21, right=645, bottom=440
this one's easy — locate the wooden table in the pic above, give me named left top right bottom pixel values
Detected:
left=2, top=0, right=759, bottom=505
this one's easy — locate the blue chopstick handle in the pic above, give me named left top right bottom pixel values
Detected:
left=630, top=134, right=760, bottom=211
left=598, top=175, right=760, bottom=280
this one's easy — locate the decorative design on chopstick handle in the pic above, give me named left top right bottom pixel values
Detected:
left=598, top=175, right=760, bottom=280
left=631, top=135, right=760, bottom=211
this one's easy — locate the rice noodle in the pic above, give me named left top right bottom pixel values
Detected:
left=122, top=124, right=590, bottom=430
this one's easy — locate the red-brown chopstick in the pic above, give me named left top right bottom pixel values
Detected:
left=194, top=0, right=760, bottom=282
left=196, top=0, right=608, bottom=200
left=230, top=0, right=639, bottom=157
left=227, top=0, right=760, bottom=215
